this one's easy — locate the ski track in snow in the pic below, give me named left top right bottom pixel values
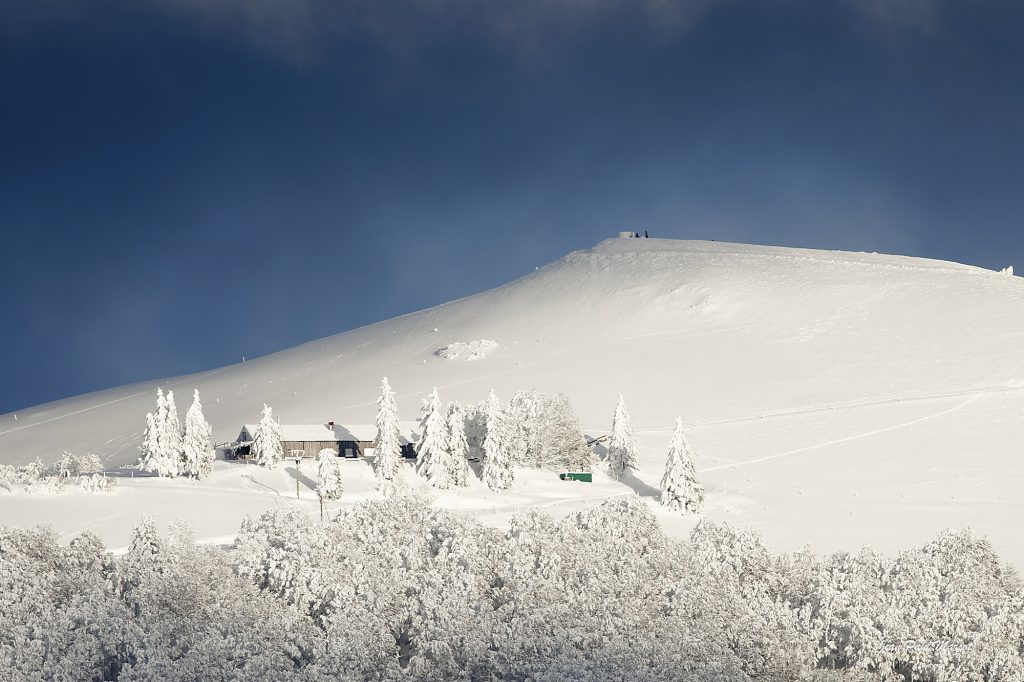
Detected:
left=240, top=473, right=295, bottom=508
left=599, top=382, right=1024, bottom=435
left=0, top=365, right=232, bottom=438
left=697, top=394, right=980, bottom=473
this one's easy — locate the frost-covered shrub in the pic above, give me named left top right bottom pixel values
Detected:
left=315, top=449, right=342, bottom=501
left=80, top=473, right=115, bottom=494
left=2, top=454, right=106, bottom=495
left=0, top=464, right=16, bottom=491
left=77, top=453, right=104, bottom=475
left=58, top=451, right=105, bottom=478
left=17, top=458, right=66, bottom=494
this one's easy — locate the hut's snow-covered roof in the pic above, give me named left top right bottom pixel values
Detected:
left=238, top=423, right=414, bottom=444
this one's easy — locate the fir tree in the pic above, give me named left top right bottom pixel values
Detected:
left=659, top=418, right=704, bottom=513
left=482, top=390, right=514, bottom=490
left=252, top=403, right=283, bottom=468
left=415, top=388, right=450, bottom=488
left=182, top=389, right=215, bottom=479
left=606, top=394, right=637, bottom=480
left=161, top=390, right=183, bottom=476
left=445, top=402, right=471, bottom=487
left=373, top=377, right=401, bottom=481
left=141, top=388, right=177, bottom=477
left=153, top=388, right=170, bottom=472
left=138, top=411, right=160, bottom=474
left=316, top=449, right=343, bottom=502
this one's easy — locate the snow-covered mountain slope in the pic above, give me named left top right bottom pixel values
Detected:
left=2, top=238, right=1023, bottom=564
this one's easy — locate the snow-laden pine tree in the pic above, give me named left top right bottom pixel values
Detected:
left=659, top=418, right=704, bottom=513
left=482, top=390, right=514, bottom=490
left=605, top=393, right=637, bottom=480
left=139, top=388, right=168, bottom=474
left=316, top=449, right=343, bottom=501
left=252, top=403, right=283, bottom=468
left=445, top=401, right=471, bottom=487
left=373, top=377, right=401, bottom=481
left=138, top=411, right=160, bottom=473
left=463, top=404, right=486, bottom=461
left=182, top=389, right=215, bottom=479
left=415, top=388, right=451, bottom=488
left=141, top=388, right=179, bottom=478
left=160, top=390, right=183, bottom=476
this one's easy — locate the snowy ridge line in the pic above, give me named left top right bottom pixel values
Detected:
left=697, top=395, right=979, bottom=473
left=577, top=242, right=1002, bottom=277
left=0, top=365, right=234, bottom=438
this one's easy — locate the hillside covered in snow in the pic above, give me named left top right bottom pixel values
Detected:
left=1, top=237, right=1022, bottom=565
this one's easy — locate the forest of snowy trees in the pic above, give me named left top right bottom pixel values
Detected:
left=1, top=494, right=1021, bottom=681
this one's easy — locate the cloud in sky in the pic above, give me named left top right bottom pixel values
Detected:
left=1, top=0, right=728, bottom=60
left=1, top=0, right=949, bottom=62
left=854, top=0, right=942, bottom=33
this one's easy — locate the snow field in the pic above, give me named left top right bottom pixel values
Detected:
left=1, top=237, right=1022, bottom=567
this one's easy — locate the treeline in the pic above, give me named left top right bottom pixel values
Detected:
left=1, top=495, right=1021, bottom=681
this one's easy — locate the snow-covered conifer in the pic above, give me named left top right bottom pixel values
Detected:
left=373, top=377, right=401, bottom=481
left=80, top=473, right=113, bottom=494
left=659, top=418, right=704, bottom=513
left=182, top=389, right=215, bottom=479
left=445, top=401, right=471, bottom=487
left=463, top=404, right=486, bottom=461
left=139, top=412, right=160, bottom=473
left=140, top=388, right=178, bottom=477
left=316, top=449, right=343, bottom=501
left=606, top=393, right=637, bottom=481
left=252, top=403, right=283, bottom=468
left=57, top=450, right=78, bottom=478
left=482, top=390, right=514, bottom=491
left=160, top=390, right=183, bottom=476
left=415, top=388, right=451, bottom=488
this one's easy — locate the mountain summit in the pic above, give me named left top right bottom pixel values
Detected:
left=2, top=237, right=1022, bottom=563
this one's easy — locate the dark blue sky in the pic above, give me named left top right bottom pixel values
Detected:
left=2, top=0, right=1023, bottom=413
